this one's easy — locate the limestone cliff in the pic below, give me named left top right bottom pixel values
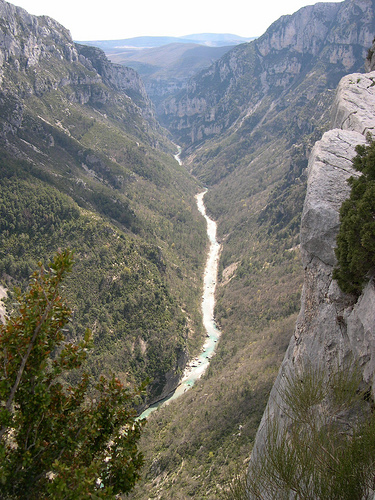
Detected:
left=248, top=64, right=375, bottom=488
left=365, top=36, right=375, bottom=70
left=0, top=0, right=155, bottom=136
left=160, top=0, right=375, bottom=149
left=75, top=44, right=153, bottom=117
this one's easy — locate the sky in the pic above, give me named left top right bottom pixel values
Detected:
left=11, top=0, right=344, bottom=41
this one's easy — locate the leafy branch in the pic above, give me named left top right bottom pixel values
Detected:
left=0, top=250, right=145, bottom=499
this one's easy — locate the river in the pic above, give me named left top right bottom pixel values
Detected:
left=139, top=189, right=222, bottom=419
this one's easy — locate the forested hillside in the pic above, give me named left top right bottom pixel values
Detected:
left=0, top=0, right=207, bottom=406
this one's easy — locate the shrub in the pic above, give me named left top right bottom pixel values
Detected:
left=334, top=138, right=375, bottom=295
left=0, top=250, right=145, bottom=499
left=247, top=362, right=375, bottom=499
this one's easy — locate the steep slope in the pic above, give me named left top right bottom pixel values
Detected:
left=161, top=0, right=374, bottom=149
left=248, top=67, right=375, bottom=496
left=0, top=0, right=207, bottom=405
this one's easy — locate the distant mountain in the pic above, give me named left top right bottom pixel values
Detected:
left=106, top=43, right=232, bottom=71
left=180, top=33, right=255, bottom=45
left=77, top=34, right=254, bottom=111
left=77, top=33, right=254, bottom=50
left=106, top=42, right=234, bottom=108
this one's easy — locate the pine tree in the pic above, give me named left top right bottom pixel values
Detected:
left=0, top=250, right=145, bottom=499
left=334, top=138, right=375, bottom=295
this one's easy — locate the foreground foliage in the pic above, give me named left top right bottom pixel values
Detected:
left=247, top=362, right=375, bottom=499
left=334, top=138, right=375, bottom=295
left=0, top=250, right=145, bottom=499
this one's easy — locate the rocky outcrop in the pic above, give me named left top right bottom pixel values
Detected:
left=332, top=71, right=375, bottom=135
left=0, top=0, right=75, bottom=70
left=299, top=128, right=364, bottom=268
left=75, top=44, right=153, bottom=115
left=144, top=348, right=189, bottom=409
left=256, top=2, right=340, bottom=58
left=248, top=61, right=375, bottom=486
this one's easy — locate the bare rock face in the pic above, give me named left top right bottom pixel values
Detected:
left=257, top=2, right=340, bottom=57
left=75, top=44, right=153, bottom=114
left=300, top=129, right=364, bottom=268
left=249, top=53, right=375, bottom=484
left=332, top=71, right=375, bottom=135
left=365, top=38, right=375, bottom=71
left=0, top=0, right=75, bottom=69
left=293, top=127, right=368, bottom=370
left=160, top=0, right=375, bottom=148
left=295, top=65, right=375, bottom=379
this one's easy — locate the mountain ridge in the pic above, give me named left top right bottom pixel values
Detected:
left=160, top=0, right=374, bottom=151
left=77, top=33, right=254, bottom=50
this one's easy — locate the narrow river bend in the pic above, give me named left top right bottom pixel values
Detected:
left=140, top=190, right=222, bottom=419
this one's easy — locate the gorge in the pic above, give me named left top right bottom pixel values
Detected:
left=127, top=0, right=375, bottom=497
left=0, top=0, right=375, bottom=498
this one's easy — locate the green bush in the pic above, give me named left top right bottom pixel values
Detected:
left=334, top=138, right=375, bottom=295
left=0, top=251, right=145, bottom=498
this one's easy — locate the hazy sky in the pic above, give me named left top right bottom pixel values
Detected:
left=11, top=0, right=344, bottom=41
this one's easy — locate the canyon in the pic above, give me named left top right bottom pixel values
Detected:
left=1, top=0, right=375, bottom=497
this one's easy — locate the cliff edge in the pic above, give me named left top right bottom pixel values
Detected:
left=248, top=66, right=375, bottom=484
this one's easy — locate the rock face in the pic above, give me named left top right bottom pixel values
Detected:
left=0, top=0, right=155, bottom=131
left=75, top=44, right=153, bottom=115
left=365, top=36, right=375, bottom=70
left=248, top=61, right=375, bottom=486
left=160, top=0, right=375, bottom=149
left=332, top=71, right=375, bottom=135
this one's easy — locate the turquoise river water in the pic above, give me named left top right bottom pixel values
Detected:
left=139, top=190, right=222, bottom=419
